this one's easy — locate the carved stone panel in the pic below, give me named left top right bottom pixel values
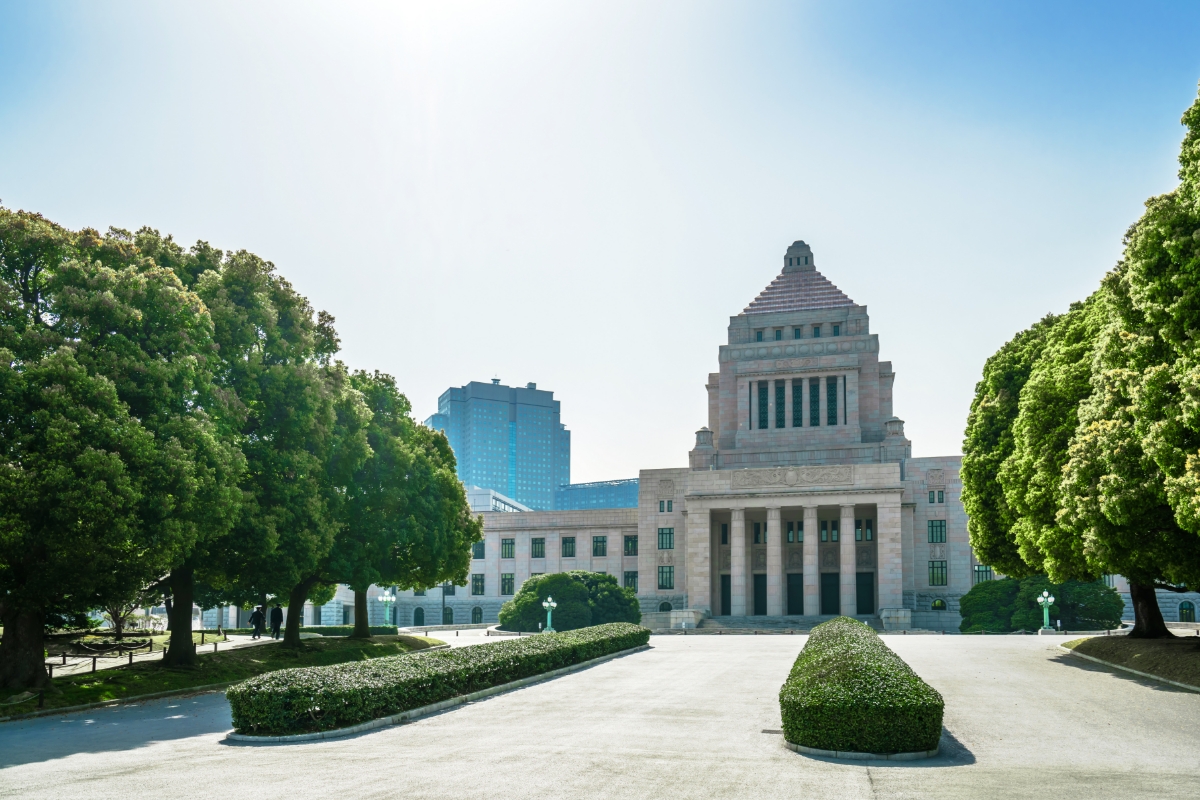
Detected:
left=926, top=469, right=945, bottom=487
left=856, top=547, right=874, bottom=568
left=752, top=549, right=767, bottom=570
left=786, top=549, right=804, bottom=570
left=732, top=466, right=853, bottom=489
left=658, top=479, right=675, bottom=497
left=929, top=543, right=947, bottom=560
left=820, top=549, right=838, bottom=570
left=719, top=548, right=731, bottom=571
left=658, top=552, right=675, bottom=565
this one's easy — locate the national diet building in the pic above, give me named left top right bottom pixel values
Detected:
left=394, top=241, right=976, bottom=631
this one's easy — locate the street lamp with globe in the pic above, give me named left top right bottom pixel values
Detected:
left=542, top=596, right=557, bottom=633
left=378, top=589, right=396, bottom=626
left=1036, top=590, right=1056, bottom=632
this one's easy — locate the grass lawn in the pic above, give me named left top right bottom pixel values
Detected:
left=1063, top=633, right=1200, bottom=687
left=46, top=631, right=229, bottom=655
left=13, top=634, right=444, bottom=714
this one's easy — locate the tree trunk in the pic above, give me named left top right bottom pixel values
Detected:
left=350, top=589, right=372, bottom=639
left=0, top=601, right=49, bottom=690
left=283, top=577, right=318, bottom=649
left=164, top=596, right=173, bottom=631
left=1128, top=582, right=1172, bottom=639
left=162, top=566, right=198, bottom=666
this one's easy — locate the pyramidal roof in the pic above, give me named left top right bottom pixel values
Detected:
left=742, top=240, right=855, bottom=315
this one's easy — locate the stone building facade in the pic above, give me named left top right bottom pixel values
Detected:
left=394, top=241, right=978, bottom=629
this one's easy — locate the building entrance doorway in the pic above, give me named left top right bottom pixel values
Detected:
left=820, top=573, right=840, bottom=615
left=413, top=607, right=424, bottom=627
left=752, top=574, right=767, bottom=615
left=720, top=574, right=731, bottom=616
left=786, top=573, right=804, bottom=615
left=856, top=573, right=875, bottom=615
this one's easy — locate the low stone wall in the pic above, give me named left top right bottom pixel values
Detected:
left=640, top=609, right=706, bottom=630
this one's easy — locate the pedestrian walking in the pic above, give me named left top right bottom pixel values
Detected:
left=248, top=605, right=265, bottom=640
left=269, top=604, right=283, bottom=639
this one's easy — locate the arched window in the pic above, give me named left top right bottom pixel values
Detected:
left=931, top=599, right=947, bottom=611
left=1180, top=601, right=1196, bottom=623
left=472, top=606, right=483, bottom=624
left=659, top=602, right=672, bottom=612
left=443, top=606, right=454, bottom=625
left=413, top=607, right=424, bottom=627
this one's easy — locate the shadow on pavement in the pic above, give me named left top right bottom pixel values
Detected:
left=0, top=691, right=232, bottom=768
left=781, top=728, right=975, bottom=768
left=1050, top=651, right=1196, bottom=694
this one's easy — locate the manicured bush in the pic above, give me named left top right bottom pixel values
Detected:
left=227, top=622, right=649, bottom=735
left=958, top=576, right=1123, bottom=632
left=779, top=617, right=943, bottom=754
left=498, top=571, right=639, bottom=632
left=209, top=626, right=399, bottom=636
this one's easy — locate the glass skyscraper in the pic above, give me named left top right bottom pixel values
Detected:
left=554, top=478, right=639, bottom=510
left=425, top=379, right=570, bottom=511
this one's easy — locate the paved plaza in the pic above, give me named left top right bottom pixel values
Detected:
left=2, top=634, right=1198, bottom=799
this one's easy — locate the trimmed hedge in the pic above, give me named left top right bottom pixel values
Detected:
left=779, top=617, right=943, bottom=754
left=205, top=626, right=399, bottom=637
left=227, top=622, right=649, bottom=735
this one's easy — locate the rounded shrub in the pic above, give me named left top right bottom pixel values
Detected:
left=498, top=573, right=592, bottom=632
left=779, top=617, right=943, bottom=754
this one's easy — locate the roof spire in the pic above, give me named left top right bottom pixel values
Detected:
left=783, top=241, right=815, bottom=273
left=742, top=240, right=854, bottom=315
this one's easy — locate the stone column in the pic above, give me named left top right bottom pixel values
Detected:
left=730, top=508, right=747, bottom=616
left=840, top=503, right=857, bottom=615
left=784, top=378, right=794, bottom=428
left=877, top=492, right=904, bottom=614
left=766, top=507, right=782, bottom=615
left=686, top=507, right=711, bottom=614
left=803, top=505, right=819, bottom=615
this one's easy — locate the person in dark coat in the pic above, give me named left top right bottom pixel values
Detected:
left=248, top=606, right=265, bottom=640
left=269, top=604, right=284, bottom=639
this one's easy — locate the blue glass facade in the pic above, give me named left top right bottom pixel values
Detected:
left=424, top=380, right=569, bottom=511
left=554, top=478, right=639, bottom=510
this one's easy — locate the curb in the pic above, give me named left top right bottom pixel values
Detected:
left=783, top=739, right=939, bottom=761
left=225, top=643, right=652, bottom=744
left=0, top=642, right=452, bottom=724
left=1058, top=645, right=1200, bottom=693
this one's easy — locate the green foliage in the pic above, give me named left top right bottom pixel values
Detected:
left=779, top=617, right=943, bottom=754
left=957, top=578, right=1021, bottom=633
left=497, top=571, right=641, bottom=632
left=958, top=576, right=1124, bottom=632
left=226, top=622, right=649, bottom=736
left=498, top=573, right=592, bottom=632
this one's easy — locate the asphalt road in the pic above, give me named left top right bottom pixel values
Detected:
left=3, top=635, right=1197, bottom=799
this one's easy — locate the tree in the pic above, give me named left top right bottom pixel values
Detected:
left=0, top=347, right=156, bottom=688
left=573, top=571, right=641, bottom=625
left=498, top=573, right=592, bottom=632
left=958, top=576, right=1123, bottom=633
left=958, top=578, right=1020, bottom=633
left=961, top=316, right=1056, bottom=578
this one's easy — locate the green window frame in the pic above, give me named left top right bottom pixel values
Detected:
left=752, top=521, right=762, bottom=544
left=865, top=518, right=873, bottom=541
left=531, top=537, right=545, bottom=559
left=667, top=500, right=673, bottom=512
left=820, top=520, right=828, bottom=542
left=793, top=328, right=802, bottom=340
left=973, top=565, right=993, bottom=585
left=786, top=520, right=802, bottom=543
left=929, top=490, right=935, bottom=503
left=593, top=536, right=607, bottom=557
left=756, top=330, right=763, bottom=342
left=472, top=607, right=483, bottom=624
left=831, top=520, right=838, bottom=542
left=774, top=329, right=782, bottom=341
left=624, top=571, right=638, bottom=592
left=501, top=538, right=515, bottom=559
left=472, top=541, right=485, bottom=560
left=721, top=523, right=728, bottom=545
left=562, top=537, right=576, bottom=557
left=792, top=380, right=802, bottom=427
left=809, top=378, right=820, bottom=427
left=443, top=583, right=455, bottom=596
left=813, top=325, right=821, bottom=338
left=659, top=500, right=664, bottom=512
left=928, top=520, right=946, bottom=543
left=413, top=588, right=425, bottom=597
left=658, top=565, right=674, bottom=590
left=501, top=573, right=515, bottom=595
left=775, top=381, right=786, bottom=428
left=826, top=376, right=838, bottom=426
left=938, top=490, right=944, bottom=504
left=758, top=382, right=769, bottom=430
left=624, top=535, right=639, bottom=556
left=832, top=324, right=840, bottom=336
left=471, top=574, right=485, bottom=595
left=929, top=561, right=948, bottom=586
left=658, top=528, right=674, bottom=550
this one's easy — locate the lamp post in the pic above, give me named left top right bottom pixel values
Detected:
left=379, top=590, right=396, bottom=626
left=1037, top=590, right=1056, bottom=631
left=542, top=596, right=557, bottom=633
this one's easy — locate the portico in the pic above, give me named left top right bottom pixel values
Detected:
left=683, top=464, right=903, bottom=622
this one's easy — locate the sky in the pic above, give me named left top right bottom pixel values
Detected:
left=2, top=1, right=1200, bottom=483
